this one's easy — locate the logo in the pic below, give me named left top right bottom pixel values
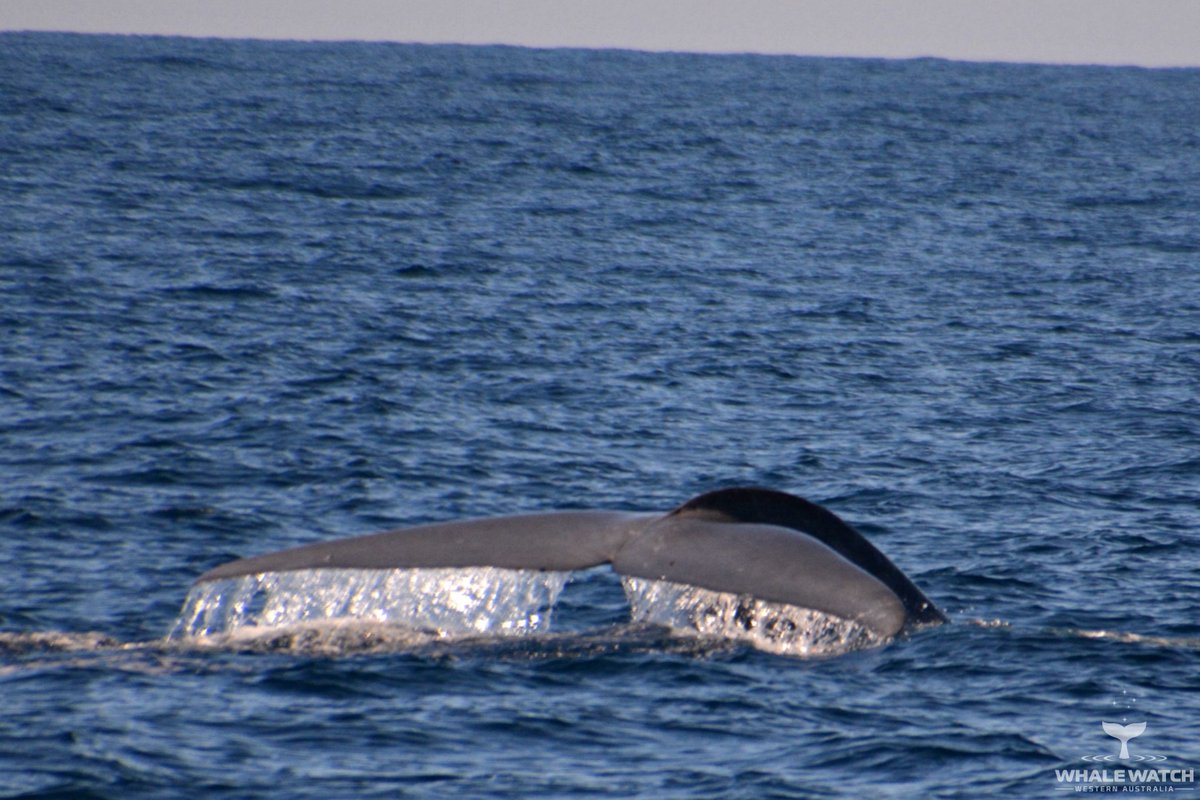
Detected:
left=1055, top=720, right=1194, bottom=792
left=1101, top=722, right=1150, bottom=762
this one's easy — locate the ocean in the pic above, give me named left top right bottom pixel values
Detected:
left=1, top=31, right=1198, bottom=798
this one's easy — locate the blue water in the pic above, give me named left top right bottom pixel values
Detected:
left=2, top=31, right=1199, bottom=798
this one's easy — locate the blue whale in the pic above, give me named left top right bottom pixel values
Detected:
left=197, top=487, right=945, bottom=638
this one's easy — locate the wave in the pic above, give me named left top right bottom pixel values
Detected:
left=4, top=611, right=1198, bottom=685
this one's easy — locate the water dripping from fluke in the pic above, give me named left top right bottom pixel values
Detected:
left=166, top=566, right=887, bottom=659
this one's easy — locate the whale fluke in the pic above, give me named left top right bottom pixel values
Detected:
left=195, top=488, right=944, bottom=638
left=666, top=488, right=946, bottom=625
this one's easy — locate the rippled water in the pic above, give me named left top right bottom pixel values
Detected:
left=2, top=31, right=1199, bottom=799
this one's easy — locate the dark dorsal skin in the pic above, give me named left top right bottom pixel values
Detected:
left=670, top=488, right=946, bottom=625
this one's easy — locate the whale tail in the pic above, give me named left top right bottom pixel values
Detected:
left=1102, top=721, right=1146, bottom=759
left=193, top=488, right=945, bottom=638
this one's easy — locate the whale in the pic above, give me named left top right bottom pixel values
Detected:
left=196, top=487, right=945, bottom=638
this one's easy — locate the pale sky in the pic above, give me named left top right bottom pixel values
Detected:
left=3, top=0, right=1198, bottom=68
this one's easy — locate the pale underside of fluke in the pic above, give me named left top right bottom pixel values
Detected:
left=196, top=487, right=945, bottom=639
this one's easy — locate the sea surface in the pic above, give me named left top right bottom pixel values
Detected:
left=2, top=32, right=1199, bottom=799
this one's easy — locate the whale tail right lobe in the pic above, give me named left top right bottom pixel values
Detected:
left=668, top=488, right=946, bottom=626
